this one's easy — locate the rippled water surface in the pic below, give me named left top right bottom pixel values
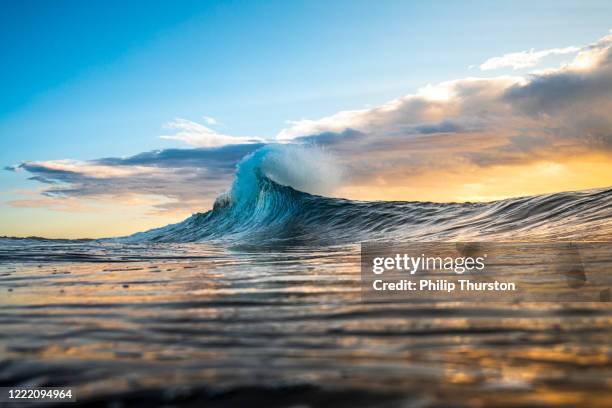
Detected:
left=1, top=241, right=611, bottom=407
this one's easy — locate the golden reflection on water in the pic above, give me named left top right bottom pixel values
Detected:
left=0, top=244, right=611, bottom=407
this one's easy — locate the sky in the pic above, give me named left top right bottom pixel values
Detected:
left=1, top=0, right=612, bottom=238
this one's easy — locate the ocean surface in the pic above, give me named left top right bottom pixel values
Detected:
left=1, top=146, right=611, bottom=406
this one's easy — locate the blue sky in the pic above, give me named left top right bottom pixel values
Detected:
left=2, top=0, right=611, bottom=160
left=2, top=0, right=612, bottom=237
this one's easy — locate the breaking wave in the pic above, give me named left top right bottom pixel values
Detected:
left=121, top=145, right=612, bottom=244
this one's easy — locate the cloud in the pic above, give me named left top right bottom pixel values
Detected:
left=276, top=76, right=525, bottom=141
left=202, top=115, right=217, bottom=125
left=96, top=143, right=264, bottom=170
left=413, top=119, right=467, bottom=134
left=275, top=31, right=612, bottom=187
left=160, top=118, right=263, bottom=147
left=478, top=46, right=580, bottom=71
left=476, top=30, right=612, bottom=72
left=9, top=144, right=263, bottom=214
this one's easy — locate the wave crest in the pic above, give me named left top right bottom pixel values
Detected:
left=228, top=144, right=344, bottom=205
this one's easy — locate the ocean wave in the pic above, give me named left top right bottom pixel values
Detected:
left=119, top=145, right=612, bottom=244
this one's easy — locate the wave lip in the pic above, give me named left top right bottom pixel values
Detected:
left=120, top=146, right=612, bottom=244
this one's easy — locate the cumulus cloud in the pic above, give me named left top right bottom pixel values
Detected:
left=275, top=31, right=612, bottom=187
left=160, top=118, right=263, bottom=147
left=478, top=46, right=580, bottom=71
left=276, top=76, right=524, bottom=141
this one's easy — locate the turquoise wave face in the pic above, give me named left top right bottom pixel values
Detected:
left=118, top=145, right=612, bottom=245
